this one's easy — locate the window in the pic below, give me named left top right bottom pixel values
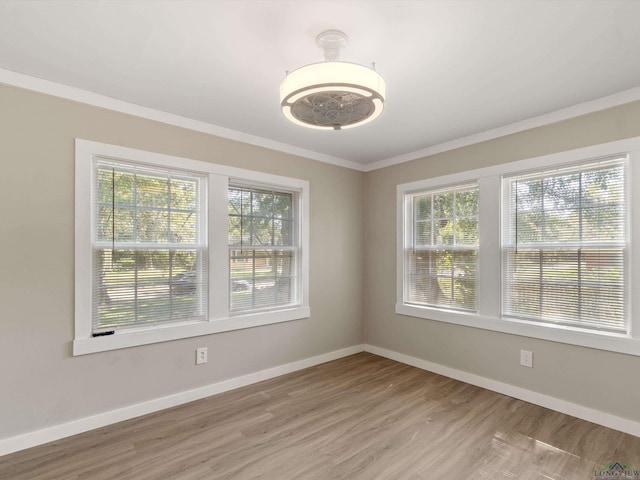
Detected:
left=397, top=136, right=640, bottom=357
left=228, top=184, right=300, bottom=313
left=502, top=159, right=628, bottom=333
left=75, top=140, right=309, bottom=355
left=93, top=160, right=208, bottom=333
left=404, top=183, right=479, bottom=312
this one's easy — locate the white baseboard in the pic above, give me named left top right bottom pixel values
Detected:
left=0, top=344, right=365, bottom=456
left=6, top=342, right=636, bottom=457
left=364, top=344, right=640, bottom=438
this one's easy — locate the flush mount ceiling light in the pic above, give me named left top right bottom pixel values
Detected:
left=280, top=30, right=386, bottom=130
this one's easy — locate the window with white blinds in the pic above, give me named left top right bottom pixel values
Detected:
left=228, top=184, right=300, bottom=313
left=397, top=137, right=640, bottom=355
left=502, top=158, right=628, bottom=333
left=75, top=139, right=310, bottom=355
left=405, top=183, right=479, bottom=312
left=93, top=159, right=208, bottom=333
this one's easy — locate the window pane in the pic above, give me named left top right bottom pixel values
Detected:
left=415, top=220, right=432, bottom=246
left=228, top=215, right=242, bottom=246
left=456, top=217, right=478, bottom=245
left=274, top=192, right=293, bottom=219
left=228, top=188, right=243, bottom=216
left=136, top=174, right=169, bottom=208
left=113, top=208, right=135, bottom=241
left=433, top=192, right=453, bottom=218
left=113, top=170, right=134, bottom=205
left=252, top=216, right=274, bottom=246
left=170, top=178, right=198, bottom=211
left=96, top=163, right=200, bottom=245
left=93, top=248, right=206, bottom=330
left=435, top=218, right=454, bottom=246
left=455, top=188, right=478, bottom=216
left=414, top=195, right=431, bottom=221
left=229, top=248, right=297, bottom=312
left=170, top=211, right=197, bottom=243
left=253, top=191, right=274, bottom=217
left=406, top=248, right=477, bottom=311
left=228, top=186, right=294, bottom=247
left=453, top=250, right=477, bottom=310
left=407, top=250, right=440, bottom=306
left=136, top=208, right=169, bottom=242
left=274, top=219, right=293, bottom=246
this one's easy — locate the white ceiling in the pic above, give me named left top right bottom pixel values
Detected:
left=1, top=0, right=640, bottom=169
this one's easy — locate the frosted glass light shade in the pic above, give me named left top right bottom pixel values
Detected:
left=280, top=61, right=386, bottom=130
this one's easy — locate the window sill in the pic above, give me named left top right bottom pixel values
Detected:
left=73, top=306, right=311, bottom=356
left=395, top=303, right=640, bottom=357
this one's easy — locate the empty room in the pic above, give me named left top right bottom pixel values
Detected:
left=2, top=1, right=640, bottom=479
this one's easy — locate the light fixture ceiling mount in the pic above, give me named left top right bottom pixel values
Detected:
left=280, top=30, right=386, bottom=130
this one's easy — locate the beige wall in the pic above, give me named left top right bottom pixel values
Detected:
left=0, top=84, right=364, bottom=439
left=364, top=100, right=640, bottom=422
left=3, top=78, right=640, bottom=443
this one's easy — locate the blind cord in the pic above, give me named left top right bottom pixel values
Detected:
left=514, top=180, right=518, bottom=255
left=111, top=167, right=115, bottom=268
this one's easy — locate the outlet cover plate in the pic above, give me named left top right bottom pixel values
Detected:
left=196, top=347, right=208, bottom=365
left=520, top=349, right=533, bottom=368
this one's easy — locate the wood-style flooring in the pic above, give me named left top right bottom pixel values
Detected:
left=1, top=353, right=639, bottom=479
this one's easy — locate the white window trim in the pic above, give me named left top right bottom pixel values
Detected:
left=75, top=139, right=310, bottom=355
left=396, top=136, right=640, bottom=357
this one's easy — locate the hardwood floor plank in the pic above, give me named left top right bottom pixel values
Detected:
left=2, top=353, right=639, bottom=480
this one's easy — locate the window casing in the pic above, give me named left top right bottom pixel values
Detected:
left=397, top=136, right=640, bottom=357
left=75, top=139, right=310, bottom=355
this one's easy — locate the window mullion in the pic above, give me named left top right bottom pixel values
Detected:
left=477, top=175, right=501, bottom=317
left=209, top=174, right=231, bottom=320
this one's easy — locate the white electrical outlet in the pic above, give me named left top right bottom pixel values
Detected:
left=520, top=349, right=533, bottom=368
left=196, top=347, right=208, bottom=365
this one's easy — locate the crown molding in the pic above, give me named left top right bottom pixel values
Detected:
left=0, top=68, right=365, bottom=172
left=362, top=86, right=640, bottom=172
left=2, top=68, right=639, bottom=173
